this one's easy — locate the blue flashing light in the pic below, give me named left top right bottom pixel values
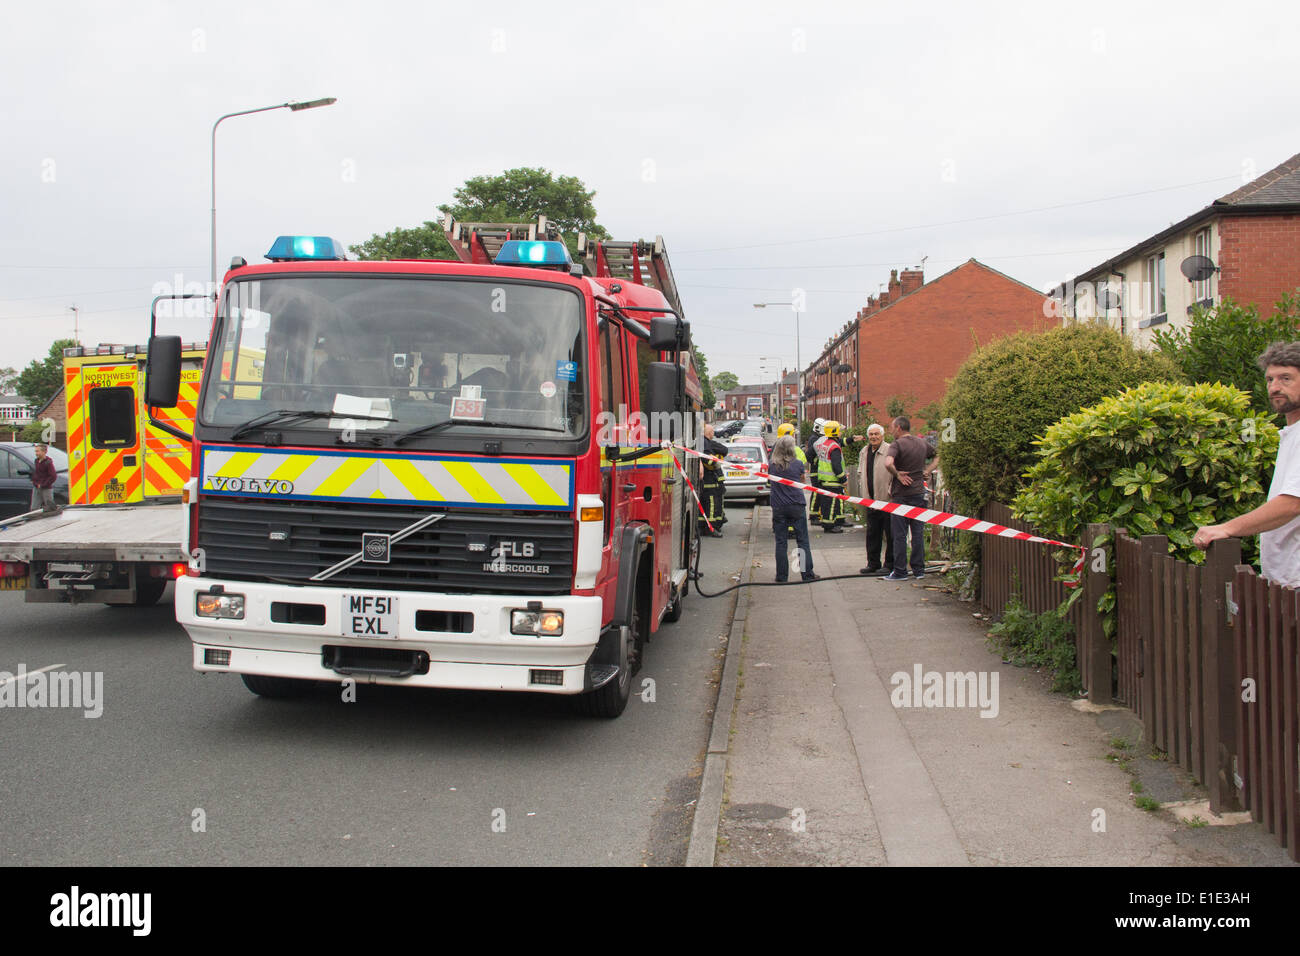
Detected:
left=494, top=240, right=572, bottom=268
left=265, top=235, right=349, bottom=262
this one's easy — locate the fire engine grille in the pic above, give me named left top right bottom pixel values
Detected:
left=197, top=496, right=574, bottom=595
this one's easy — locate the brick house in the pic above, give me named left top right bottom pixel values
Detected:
left=719, top=383, right=779, bottom=420
left=31, top=386, right=67, bottom=451
left=1051, top=151, right=1300, bottom=345
left=803, top=261, right=1051, bottom=424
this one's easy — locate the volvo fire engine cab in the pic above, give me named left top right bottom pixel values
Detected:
left=147, top=218, right=702, bottom=717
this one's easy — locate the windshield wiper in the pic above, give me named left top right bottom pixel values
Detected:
left=393, top=419, right=564, bottom=446
left=229, top=409, right=396, bottom=441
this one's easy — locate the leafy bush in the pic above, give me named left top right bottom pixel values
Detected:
left=987, top=592, right=1081, bottom=694
left=940, top=324, right=1183, bottom=515
left=1012, top=381, right=1277, bottom=642
left=1012, top=380, right=1276, bottom=555
left=1152, top=292, right=1300, bottom=418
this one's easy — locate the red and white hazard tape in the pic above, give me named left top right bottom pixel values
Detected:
left=672, top=443, right=1085, bottom=575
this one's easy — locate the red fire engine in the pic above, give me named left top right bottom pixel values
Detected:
left=146, top=218, right=702, bottom=717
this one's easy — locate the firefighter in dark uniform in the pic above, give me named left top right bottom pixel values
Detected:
left=699, top=423, right=728, bottom=537
left=812, top=420, right=847, bottom=533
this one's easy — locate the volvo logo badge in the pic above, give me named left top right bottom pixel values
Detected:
left=362, top=533, right=391, bottom=564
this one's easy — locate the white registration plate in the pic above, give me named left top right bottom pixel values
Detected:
left=341, top=594, right=398, bottom=638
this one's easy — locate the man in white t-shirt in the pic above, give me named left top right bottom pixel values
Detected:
left=1194, top=342, right=1300, bottom=586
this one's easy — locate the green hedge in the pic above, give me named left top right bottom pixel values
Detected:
left=940, top=324, right=1183, bottom=515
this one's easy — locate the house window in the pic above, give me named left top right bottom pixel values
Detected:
left=1194, top=228, right=1213, bottom=305
left=1142, top=252, right=1166, bottom=327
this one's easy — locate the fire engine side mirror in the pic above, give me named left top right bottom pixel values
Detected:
left=648, top=316, right=683, bottom=351
left=145, top=335, right=183, bottom=408
left=646, top=362, right=683, bottom=441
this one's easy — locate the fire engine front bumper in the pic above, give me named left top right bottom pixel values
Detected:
left=175, top=576, right=605, bottom=694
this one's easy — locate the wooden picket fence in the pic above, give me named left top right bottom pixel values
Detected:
left=980, top=504, right=1299, bottom=861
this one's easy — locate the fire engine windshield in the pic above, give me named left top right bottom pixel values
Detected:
left=200, top=276, right=586, bottom=443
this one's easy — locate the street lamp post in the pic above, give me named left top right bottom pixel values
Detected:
left=211, top=97, right=338, bottom=290
left=753, top=301, right=802, bottom=436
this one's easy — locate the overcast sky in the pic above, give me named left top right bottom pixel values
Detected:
left=2, top=0, right=1297, bottom=387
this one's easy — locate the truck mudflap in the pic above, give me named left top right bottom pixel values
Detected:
left=584, top=624, right=631, bottom=691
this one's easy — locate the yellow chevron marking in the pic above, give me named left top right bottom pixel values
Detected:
left=370, top=488, right=386, bottom=498
left=384, top=458, right=446, bottom=502
left=213, top=451, right=261, bottom=478
left=268, top=454, right=315, bottom=483
left=443, top=461, right=506, bottom=505
left=313, top=456, right=374, bottom=497
left=501, top=462, right=566, bottom=506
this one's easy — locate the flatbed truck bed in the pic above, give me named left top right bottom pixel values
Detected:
left=0, top=500, right=186, bottom=604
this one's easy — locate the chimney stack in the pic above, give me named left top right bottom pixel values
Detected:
left=888, top=269, right=902, bottom=301
left=900, top=268, right=923, bottom=295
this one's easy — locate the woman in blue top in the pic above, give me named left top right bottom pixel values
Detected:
left=768, top=435, right=819, bottom=583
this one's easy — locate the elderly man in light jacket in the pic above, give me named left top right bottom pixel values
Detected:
left=857, top=423, right=894, bottom=575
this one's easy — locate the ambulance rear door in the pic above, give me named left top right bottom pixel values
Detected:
left=67, top=360, right=144, bottom=505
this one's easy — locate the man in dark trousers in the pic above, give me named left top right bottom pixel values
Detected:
left=883, top=416, right=936, bottom=580
left=29, top=443, right=58, bottom=513
left=699, top=423, right=728, bottom=537
left=857, top=423, right=894, bottom=575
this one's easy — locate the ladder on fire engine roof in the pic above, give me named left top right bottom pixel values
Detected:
left=578, top=234, right=685, bottom=321
left=440, top=214, right=685, bottom=321
left=441, top=213, right=564, bottom=265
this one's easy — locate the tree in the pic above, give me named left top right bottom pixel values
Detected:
left=439, top=167, right=609, bottom=252
left=0, top=367, right=17, bottom=392
left=349, top=221, right=455, bottom=261
left=16, top=339, right=78, bottom=410
left=711, top=371, right=739, bottom=394
left=350, top=167, right=609, bottom=264
left=1152, top=292, right=1300, bottom=418
left=940, top=324, right=1183, bottom=515
left=694, top=348, right=715, bottom=410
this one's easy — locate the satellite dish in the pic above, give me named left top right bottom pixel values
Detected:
left=1181, top=255, right=1218, bottom=282
left=1097, top=289, right=1120, bottom=310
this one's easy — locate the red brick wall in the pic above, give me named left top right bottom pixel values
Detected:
left=855, top=260, right=1051, bottom=420
left=1218, top=214, right=1300, bottom=316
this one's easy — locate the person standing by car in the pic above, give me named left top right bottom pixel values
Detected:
left=29, top=443, right=57, bottom=513
left=699, top=423, right=728, bottom=537
left=768, top=435, right=819, bottom=583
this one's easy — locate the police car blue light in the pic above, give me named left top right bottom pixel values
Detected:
left=494, top=240, right=572, bottom=268
left=265, top=236, right=349, bottom=261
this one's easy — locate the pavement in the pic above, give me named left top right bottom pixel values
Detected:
left=688, top=503, right=1297, bottom=867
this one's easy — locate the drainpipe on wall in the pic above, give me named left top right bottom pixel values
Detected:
left=1110, top=268, right=1125, bottom=336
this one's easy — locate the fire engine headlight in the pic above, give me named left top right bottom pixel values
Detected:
left=196, top=592, right=245, bottom=620
left=511, top=609, right=564, bottom=636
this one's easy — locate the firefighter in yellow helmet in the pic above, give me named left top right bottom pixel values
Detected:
left=812, top=420, right=847, bottom=532
left=777, top=423, right=806, bottom=466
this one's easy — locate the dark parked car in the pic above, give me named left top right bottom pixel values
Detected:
left=0, top=442, right=70, bottom=518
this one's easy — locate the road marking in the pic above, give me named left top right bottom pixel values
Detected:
left=0, top=663, right=64, bottom=685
